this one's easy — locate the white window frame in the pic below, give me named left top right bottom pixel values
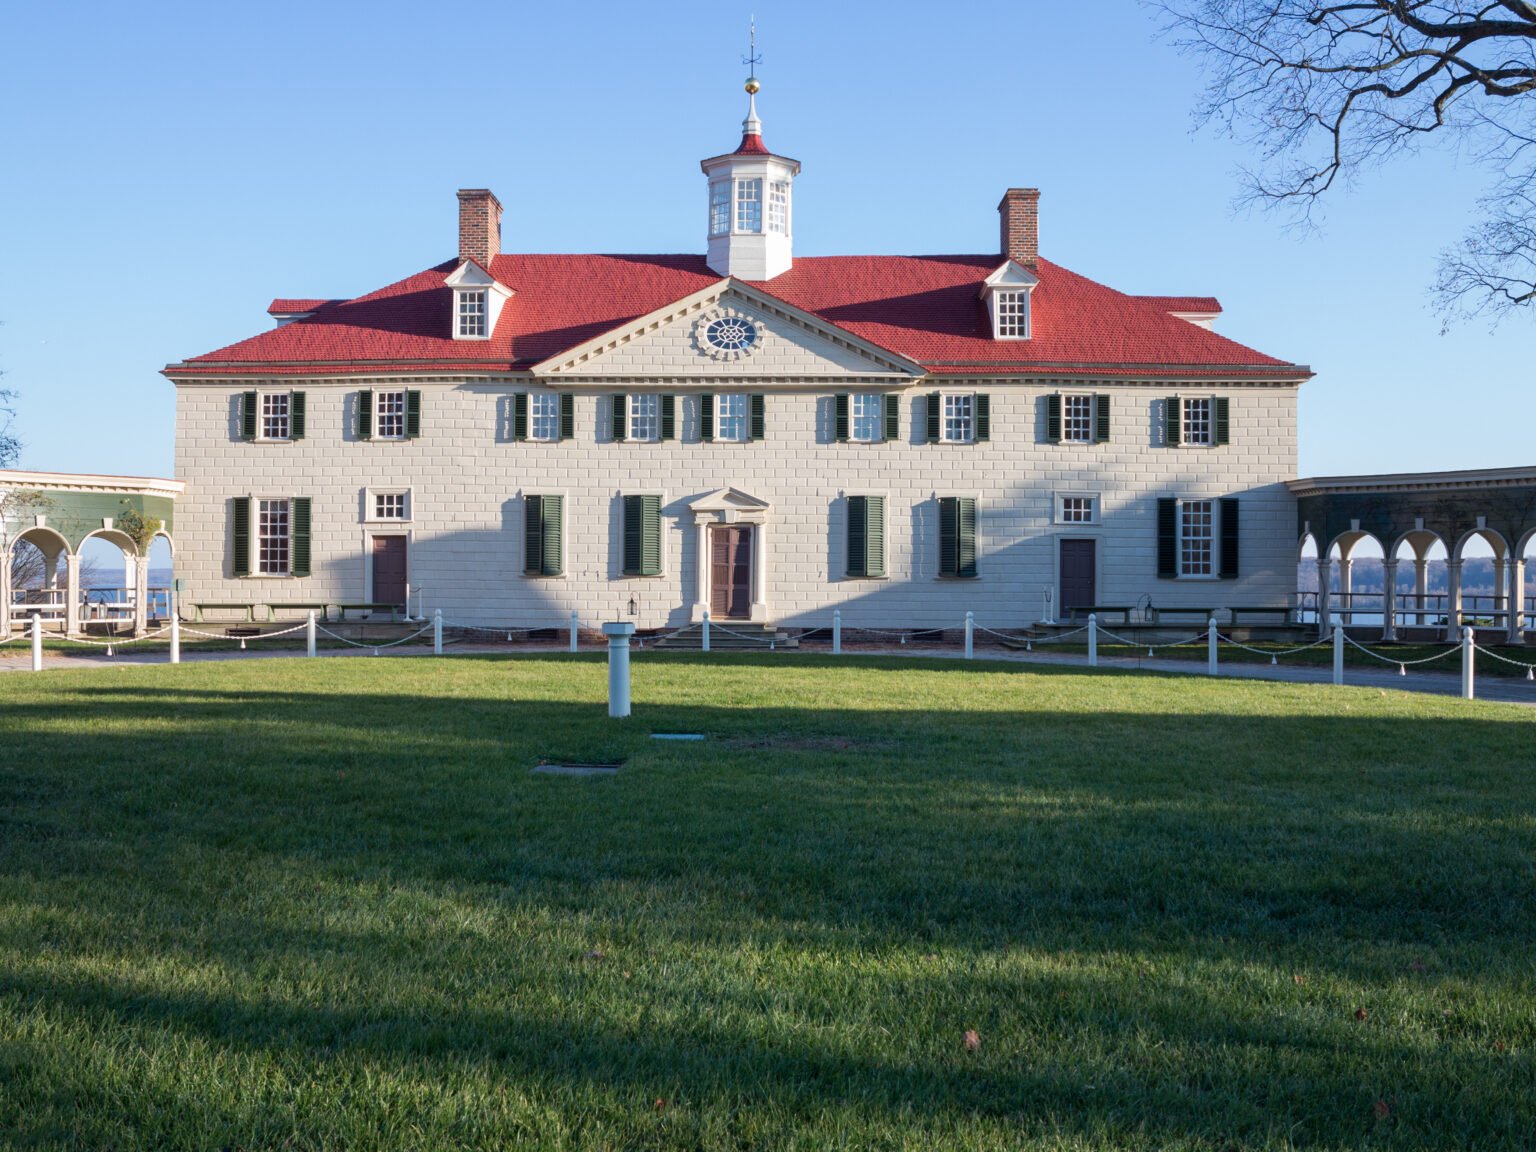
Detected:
left=259, top=391, right=291, bottom=442
left=364, top=487, right=413, bottom=524
left=850, top=393, right=883, bottom=443
left=1062, top=394, right=1094, bottom=443
left=1055, top=493, right=1100, bottom=526
left=715, top=393, right=748, bottom=442
left=709, top=180, right=731, bottom=237
left=257, top=498, right=291, bottom=576
left=375, top=390, right=407, bottom=440
left=1182, top=397, right=1214, bottom=447
left=736, top=178, right=763, bottom=233
left=530, top=392, right=560, bottom=442
left=768, top=180, right=789, bottom=234
left=628, top=393, right=660, bottom=442
left=1179, top=498, right=1216, bottom=578
left=942, top=393, right=975, bottom=444
left=994, top=290, right=1029, bottom=339
left=456, top=289, right=488, bottom=339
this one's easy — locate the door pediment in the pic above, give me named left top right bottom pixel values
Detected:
left=689, top=487, right=770, bottom=525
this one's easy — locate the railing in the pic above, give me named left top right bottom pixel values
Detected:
left=81, top=586, right=175, bottom=620
left=1302, top=591, right=1530, bottom=632
left=9, top=588, right=68, bottom=619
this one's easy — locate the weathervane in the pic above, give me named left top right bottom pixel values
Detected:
left=743, top=18, right=762, bottom=95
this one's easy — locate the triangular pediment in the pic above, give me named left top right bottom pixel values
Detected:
left=444, top=260, right=502, bottom=289
left=532, top=280, right=923, bottom=380
left=981, top=260, right=1039, bottom=294
left=689, top=487, right=771, bottom=514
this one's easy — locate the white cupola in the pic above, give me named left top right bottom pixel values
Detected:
left=700, top=71, right=800, bottom=281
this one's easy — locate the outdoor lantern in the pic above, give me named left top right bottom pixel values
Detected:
left=627, top=596, right=637, bottom=617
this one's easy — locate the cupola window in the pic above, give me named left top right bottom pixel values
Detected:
left=736, top=178, right=763, bottom=233
left=709, top=181, right=731, bottom=236
left=769, top=181, right=789, bottom=234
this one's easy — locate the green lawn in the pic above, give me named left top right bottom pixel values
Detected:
left=1, top=655, right=1532, bottom=1150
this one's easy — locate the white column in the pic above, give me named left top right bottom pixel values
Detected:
left=0, top=543, right=11, bottom=637
left=133, top=551, right=149, bottom=637
left=1315, top=558, right=1332, bottom=638
left=692, top=519, right=710, bottom=622
left=1381, top=558, right=1398, bottom=643
left=1413, top=555, right=1430, bottom=627
left=1337, top=553, right=1354, bottom=626
left=64, top=554, right=81, bottom=637
left=1445, top=559, right=1463, bottom=643
left=1505, top=557, right=1525, bottom=646
left=750, top=523, right=768, bottom=623
left=603, top=622, right=636, bottom=719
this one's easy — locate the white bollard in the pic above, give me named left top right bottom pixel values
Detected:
left=965, top=611, right=974, bottom=659
left=602, top=622, right=636, bottom=718
left=434, top=609, right=443, bottom=656
left=31, top=614, right=43, bottom=672
left=1207, top=619, right=1218, bottom=677
left=1333, top=618, right=1344, bottom=686
left=1088, top=613, right=1098, bottom=668
left=170, top=614, right=181, bottom=665
left=702, top=609, right=711, bottom=653
left=569, top=610, right=579, bottom=653
left=1462, top=625, right=1475, bottom=700
left=833, top=609, right=842, bottom=655
left=307, top=610, right=317, bottom=658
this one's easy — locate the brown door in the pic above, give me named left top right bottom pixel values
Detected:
left=1060, top=539, right=1096, bottom=616
left=372, top=535, right=407, bottom=608
left=710, top=526, right=753, bottom=619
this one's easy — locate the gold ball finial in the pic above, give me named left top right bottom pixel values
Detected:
left=745, top=75, right=760, bottom=95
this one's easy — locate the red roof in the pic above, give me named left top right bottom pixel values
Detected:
left=1135, top=295, right=1221, bottom=314
left=733, top=132, right=771, bottom=155
left=267, top=298, right=340, bottom=316
left=168, top=254, right=1305, bottom=380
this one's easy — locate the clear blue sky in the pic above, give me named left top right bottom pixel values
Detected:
left=1, top=1, right=1527, bottom=479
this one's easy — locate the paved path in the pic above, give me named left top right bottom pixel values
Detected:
left=2, top=635, right=1534, bottom=707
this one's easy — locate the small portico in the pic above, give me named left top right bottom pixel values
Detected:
left=687, top=487, right=772, bottom=624
left=1, top=469, right=182, bottom=637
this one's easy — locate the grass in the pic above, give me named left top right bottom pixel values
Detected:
left=1, top=654, right=1533, bottom=1150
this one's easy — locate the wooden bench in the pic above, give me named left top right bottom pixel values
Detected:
left=337, top=602, right=402, bottom=622
left=190, top=602, right=264, bottom=623
left=1067, top=605, right=1135, bottom=625
left=266, top=602, right=331, bottom=621
left=1226, top=605, right=1293, bottom=626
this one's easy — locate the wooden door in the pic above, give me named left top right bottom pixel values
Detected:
left=372, top=535, right=408, bottom=608
left=710, top=526, right=753, bottom=619
left=1060, top=539, right=1096, bottom=615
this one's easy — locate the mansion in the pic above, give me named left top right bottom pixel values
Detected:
left=164, top=81, right=1310, bottom=633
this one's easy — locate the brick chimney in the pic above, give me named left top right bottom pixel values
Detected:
left=998, top=188, right=1040, bottom=269
left=457, top=188, right=502, bottom=268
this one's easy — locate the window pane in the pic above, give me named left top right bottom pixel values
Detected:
left=716, top=393, right=747, bottom=441
left=1181, top=500, right=1214, bottom=575
left=374, top=492, right=406, bottom=520
left=531, top=393, right=560, bottom=441
left=1183, top=398, right=1212, bottom=445
left=851, top=393, right=882, bottom=442
left=629, top=394, right=659, bottom=441
left=736, top=178, right=762, bottom=233
left=458, top=290, right=487, bottom=338
left=1061, top=496, right=1094, bottom=523
left=258, top=499, right=290, bottom=574
left=995, top=290, right=1027, bottom=337
left=261, top=393, right=289, bottom=440
left=943, top=394, right=973, bottom=442
left=1063, top=395, right=1092, bottom=442
left=768, top=181, right=788, bottom=234
left=709, top=182, right=731, bottom=236
left=376, top=391, right=406, bottom=438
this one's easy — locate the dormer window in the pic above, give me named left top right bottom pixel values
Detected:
left=980, top=260, right=1039, bottom=341
left=995, top=291, right=1027, bottom=338
left=457, top=289, right=487, bottom=338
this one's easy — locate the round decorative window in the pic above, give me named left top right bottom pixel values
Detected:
left=694, top=308, right=761, bottom=361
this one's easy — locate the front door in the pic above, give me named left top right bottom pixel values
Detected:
left=1060, top=539, right=1096, bottom=617
left=710, top=526, right=753, bottom=619
left=372, top=535, right=407, bottom=608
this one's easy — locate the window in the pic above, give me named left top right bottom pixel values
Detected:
left=629, top=394, right=659, bottom=442
left=944, top=394, right=973, bottom=443
left=1183, top=398, right=1212, bottom=446
left=261, top=393, right=290, bottom=441
left=513, top=392, right=572, bottom=442
left=1063, top=395, right=1093, bottom=443
left=232, top=496, right=309, bottom=577
left=736, top=178, right=763, bottom=233
left=1047, top=393, right=1109, bottom=444
left=925, top=393, right=990, bottom=443
left=359, top=389, right=420, bottom=440
left=850, top=394, right=883, bottom=442
left=938, top=497, right=978, bottom=578
left=1058, top=495, right=1098, bottom=524
left=377, top=390, right=406, bottom=439
left=768, top=181, right=788, bottom=234
left=623, top=494, right=663, bottom=577
left=457, top=289, right=487, bottom=338
left=530, top=393, right=560, bottom=442
left=995, top=291, right=1028, bottom=338
left=258, top=499, right=290, bottom=575
left=240, top=391, right=305, bottom=441
left=709, top=181, right=731, bottom=236
left=1159, top=497, right=1239, bottom=579
left=846, top=495, right=886, bottom=578
left=373, top=491, right=408, bottom=521
left=716, top=394, right=747, bottom=442
left=612, top=394, right=673, bottom=442
left=1180, top=499, right=1214, bottom=576
left=524, top=494, right=563, bottom=577
left=1167, top=395, right=1229, bottom=447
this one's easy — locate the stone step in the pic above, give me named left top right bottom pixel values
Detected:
left=649, top=623, right=798, bottom=651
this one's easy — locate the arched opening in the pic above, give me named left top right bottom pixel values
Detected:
left=1452, top=528, right=1511, bottom=638
left=1296, top=533, right=1320, bottom=625
left=1326, top=531, right=1385, bottom=633
left=1519, top=529, right=1536, bottom=642
left=149, top=533, right=175, bottom=622
left=1388, top=532, right=1449, bottom=639
left=78, top=529, right=142, bottom=628
left=6, top=526, right=72, bottom=628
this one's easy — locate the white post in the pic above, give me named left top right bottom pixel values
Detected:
left=433, top=609, right=443, bottom=656
left=602, top=622, right=636, bottom=719
left=1042, top=587, right=1054, bottom=626
left=30, top=614, right=43, bottom=672
left=307, top=610, right=317, bottom=658
left=1462, top=625, right=1475, bottom=700
left=569, top=610, right=579, bottom=653
left=402, top=583, right=413, bottom=621
left=833, top=609, right=841, bottom=655
left=964, top=611, right=974, bottom=659
left=1088, top=613, right=1098, bottom=668
left=170, top=613, right=181, bottom=665
left=1207, top=619, right=1218, bottom=677
left=1333, top=618, right=1344, bottom=686
left=701, top=609, right=711, bottom=653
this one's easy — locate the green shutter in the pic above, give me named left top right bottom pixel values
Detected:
left=866, top=494, right=886, bottom=577
left=700, top=393, right=714, bottom=441
left=938, top=496, right=977, bottom=578
left=660, top=394, right=675, bottom=441
left=1165, top=397, right=1181, bottom=446
left=834, top=394, right=850, bottom=442
left=847, top=495, right=868, bottom=577
left=957, top=497, right=977, bottom=577
left=405, top=390, right=421, bottom=438
left=232, top=497, right=251, bottom=577
left=290, top=497, right=311, bottom=577
left=883, top=393, right=900, bottom=441
left=1215, top=396, right=1230, bottom=445
left=611, top=394, right=626, bottom=442
left=975, top=394, right=990, bottom=442
left=925, top=393, right=941, bottom=443
left=1157, top=498, right=1178, bottom=578
left=1046, top=393, right=1061, bottom=443
left=542, top=495, right=563, bottom=576
left=512, top=393, right=528, bottom=441
left=624, top=494, right=661, bottom=576
left=239, top=392, right=258, bottom=441
left=290, top=391, right=306, bottom=440
left=358, top=390, right=373, bottom=440
left=524, top=495, right=543, bottom=576
left=749, top=393, right=765, bottom=441
left=1094, top=393, right=1110, bottom=443
left=1219, top=498, right=1240, bottom=579
left=559, top=393, right=574, bottom=441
